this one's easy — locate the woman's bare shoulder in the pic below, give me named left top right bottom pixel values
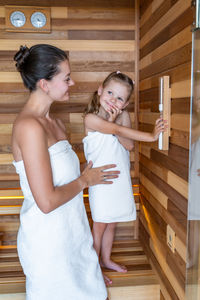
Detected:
left=13, top=114, right=46, bottom=146
left=14, top=114, right=43, bottom=134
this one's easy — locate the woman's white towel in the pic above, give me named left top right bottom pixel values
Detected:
left=13, top=140, right=107, bottom=300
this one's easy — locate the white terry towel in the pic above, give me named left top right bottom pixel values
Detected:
left=83, top=131, right=136, bottom=223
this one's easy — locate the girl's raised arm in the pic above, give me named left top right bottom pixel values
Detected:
left=84, top=113, right=164, bottom=142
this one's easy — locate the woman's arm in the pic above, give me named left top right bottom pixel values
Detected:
left=84, top=113, right=164, bottom=142
left=15, top=118, right=119, bottom=214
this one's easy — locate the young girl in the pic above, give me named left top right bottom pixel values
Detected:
left=83, top=71, right=165, bottom=285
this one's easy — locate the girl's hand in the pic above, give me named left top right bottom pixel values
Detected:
left=81, top=161, right=120, bottom=186
left=152, top=118, right=166, bottom=141
left=107, top=105, right=122, bottom=122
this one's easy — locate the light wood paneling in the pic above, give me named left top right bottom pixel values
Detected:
left=0, top=5, right=137, bottom=294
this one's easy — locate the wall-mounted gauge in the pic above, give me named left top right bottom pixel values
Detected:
left=5, top=6, right=51, bottom=33
left=31, top=12, right=47, bottom=28
left=10, top=11, right=26, bottom=28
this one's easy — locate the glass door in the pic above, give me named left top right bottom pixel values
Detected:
left=186, top=6, right=200, bottom=298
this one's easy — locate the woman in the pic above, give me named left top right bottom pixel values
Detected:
left=12, top=44, right=119, bottom=300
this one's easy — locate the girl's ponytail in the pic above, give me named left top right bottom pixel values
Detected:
left=84, top=91, right=100, bottom=115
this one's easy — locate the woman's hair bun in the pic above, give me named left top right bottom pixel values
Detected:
left=14, top=45, right=30, bottom=71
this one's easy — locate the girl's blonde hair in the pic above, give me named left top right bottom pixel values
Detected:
left=85, top=71, right=134, bottom=115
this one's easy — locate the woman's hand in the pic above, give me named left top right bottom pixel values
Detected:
left=152, top=118, right=167, bottom=141
left=81, top=161, right=120, bottom=187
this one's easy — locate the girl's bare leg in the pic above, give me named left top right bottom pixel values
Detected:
left=92, top=222, right=112, bottom=285
left=100, top=222, right=127, bottom=273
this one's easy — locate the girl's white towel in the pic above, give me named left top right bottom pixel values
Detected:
left=13, top=140, right=107, bottom=300
left=83, top=132, right=136, bottom=223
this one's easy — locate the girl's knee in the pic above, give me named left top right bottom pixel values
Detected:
left=108, top=222, right=117, bottom=229
left=93, top=222, right=107, bottom=233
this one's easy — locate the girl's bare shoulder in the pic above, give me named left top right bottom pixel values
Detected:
left=116, top=109, right=131, bottom=126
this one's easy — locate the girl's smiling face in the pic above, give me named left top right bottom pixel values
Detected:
left=98, top=80, right=130, bottom=112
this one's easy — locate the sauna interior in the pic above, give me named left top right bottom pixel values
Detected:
left=0, top=0, right=195, bottom=299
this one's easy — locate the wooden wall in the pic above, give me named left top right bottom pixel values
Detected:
left=0, top=1, right=137, bottom=245
left=139, top=0, right=192, bottom=299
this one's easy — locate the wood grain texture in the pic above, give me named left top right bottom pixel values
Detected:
left=140, top=0, right=191, bottom=48
left=0, top=40, right=135, bottom=51
left=140, top=26, right=191, bottom=70
left=139, top=1, right=190, bottom=298
left=140, top=7, right=193, bottom=59
left=140, top=43, right=191, bottom=81
left=140, top=0, right=178, bottom=38
left=0, top=0, right=134, bottom=7
left=0, top=240, right=161, bottom=299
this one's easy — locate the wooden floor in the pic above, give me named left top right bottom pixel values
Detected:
left=0, top=239, right=160, bottom=300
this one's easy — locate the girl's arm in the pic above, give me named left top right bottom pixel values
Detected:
left=84, top=113, right=164, bottom=142
left=15, top=118, right=119, bottom=214
left=114, top=110, right=134, bottom=151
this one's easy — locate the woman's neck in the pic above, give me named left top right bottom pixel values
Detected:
left=23, top=90, right=53, bottom=118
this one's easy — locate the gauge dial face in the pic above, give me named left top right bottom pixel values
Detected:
left=10, top=11, right=26, bottom=27
left=31, top=12, right=47, bottom=28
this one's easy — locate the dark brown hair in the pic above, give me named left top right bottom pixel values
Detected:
left=14, top=44, right=68, bottom=92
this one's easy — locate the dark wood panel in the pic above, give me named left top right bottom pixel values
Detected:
left=52, top=18, right=134, bottom=29
left=140, top=194, right=167, bottom=235
left=168, top=143, right=188, bottom=167
left=68, top=7, right=134, bottom=20
left=0, top=60, right=135, bottom=72
left=160, top=291, right=165, bottom=300
left=140, top=96, right=190, bottom=114
left=0, top=143, right=12, bottom=153
left=139, top=87, right=158, bottom=103
left=141, top=194, right=186, bottom=287
left=140, top=182, right=186, bottom=243
left=140, top=43, right=192, bottom=81
left=0, top=181, right=20, bottom=189
left=140, top=0, right=178, bottom=38
left=166, top=251, right=186, bottom=290
left=0, top=0, right=134, bottom=7
left=0, top=82, right=99, bottom=93
left=140, top=162, right=188, bottom=216
left=139, top=0, right=152, bottom=17
left=171, top=98, right=190, bottom=114
left=139, top=221, right=180, bottom=300
left=0, top=102, right=134, bottom=114
left=0, top=165, right=16, bottom=174
left=150, top=147, right=188, bottom=181
left=0, top=83, right=135, bottom=97
left=168, top=200, right=187, bottom=230
left=51, top=102, right=86, bottom=113
left=68, top=30, right=135, bottom=40
left=140, top=8, right=193, bottom=59
left=166, top=249, right=186, bottom=289
left=0, top=29, right=69, bottom=40
left=139, top=87, right=190, bottom=112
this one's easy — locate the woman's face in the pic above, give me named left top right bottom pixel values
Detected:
left=47, top=60, right=74, bottom=102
